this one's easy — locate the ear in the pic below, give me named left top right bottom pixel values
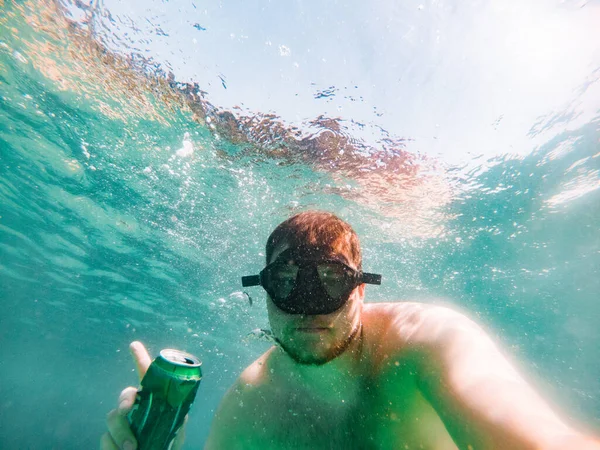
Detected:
left=357, top=283, right=366, bottom=299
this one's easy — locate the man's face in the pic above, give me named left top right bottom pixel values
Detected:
left=266, top=243, right=365, bottom=366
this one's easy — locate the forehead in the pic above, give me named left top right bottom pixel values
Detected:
left=269, top=242, right=352, bottom=265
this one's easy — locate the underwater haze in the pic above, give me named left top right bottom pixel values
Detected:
left=0, top=0, right=599, bottom=448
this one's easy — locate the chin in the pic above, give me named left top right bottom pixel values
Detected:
left=278, top=335, right=349, bottom=366
left=283, top=346, right=337, bottom=366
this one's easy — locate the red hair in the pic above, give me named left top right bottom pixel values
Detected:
left=266, top=211, right=362, bottom=269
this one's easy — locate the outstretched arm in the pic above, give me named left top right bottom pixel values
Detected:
left=392, top=305, right=599, bottom=450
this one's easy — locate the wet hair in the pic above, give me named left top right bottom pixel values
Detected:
left=266, top=211, right=362, bottom=269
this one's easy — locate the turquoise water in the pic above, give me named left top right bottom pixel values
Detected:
left=1, top=1, right=599, bottom=448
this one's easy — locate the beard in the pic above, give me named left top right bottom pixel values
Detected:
left=275, top=323, right=362, bottom=366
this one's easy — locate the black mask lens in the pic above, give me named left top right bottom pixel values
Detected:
left=316, top=262, right=357, bottom=299
left=261, top=262, right=298, bottom=300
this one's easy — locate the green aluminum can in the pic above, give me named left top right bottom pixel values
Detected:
left=128, top=349, right=202, bottom=450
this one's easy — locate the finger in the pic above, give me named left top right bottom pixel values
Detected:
left=106, top=409, right=137, bottom=450
left=100, top=431, right=119, bottom=450
left=129, top=341, right=152, bottom=381
left=117, top=386, right=138, bottom=415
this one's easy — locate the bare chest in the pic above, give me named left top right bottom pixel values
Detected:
left=251, top=369, right=455, bottom=450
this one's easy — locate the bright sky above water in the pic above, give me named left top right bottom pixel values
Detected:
left=76, top=0, right=600, bottom=165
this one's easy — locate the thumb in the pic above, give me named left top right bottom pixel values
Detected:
left=129, top=341, right=152, bottom=381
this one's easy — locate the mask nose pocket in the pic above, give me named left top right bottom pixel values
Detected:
left=297, top=266, right=321, bottom=293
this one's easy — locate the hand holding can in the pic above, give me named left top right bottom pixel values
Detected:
left=128, top=349, right=202, bottom=450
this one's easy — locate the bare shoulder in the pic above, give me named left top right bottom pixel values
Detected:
left=221, top=346, right=279, bottom=409
left=238, top=346, right=277, bottom=386
left=363, top=301, right=481, bottom=350
left=205, top=348, right=278, bottom=449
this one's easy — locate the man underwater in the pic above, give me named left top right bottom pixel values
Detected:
left=102, top=211, right=600, bottom=449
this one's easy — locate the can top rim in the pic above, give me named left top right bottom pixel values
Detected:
left=159, top=349, right=202, bottom=367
